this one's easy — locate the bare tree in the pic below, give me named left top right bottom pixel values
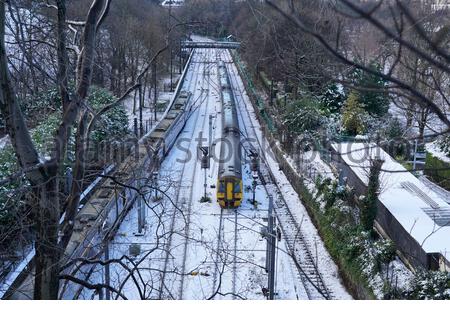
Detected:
left=264, top=0, right=450, bottom=135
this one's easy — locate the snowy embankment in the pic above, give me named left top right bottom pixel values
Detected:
left=426, top=141, right=450, bottom=163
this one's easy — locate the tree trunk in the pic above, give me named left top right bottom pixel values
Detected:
left=33, top=169, right=61, bottom=300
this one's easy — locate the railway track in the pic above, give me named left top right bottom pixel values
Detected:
left=158, top=49, right=217, bottom=299
left=158, top=49, right=203, bottom=299
left=224, top=50, right=333, bottom=300
left=232, top=209, right=238, bottom=299
left=178, top=49, right=218, bottom=299
left=211, top=208, right=225, bottom=295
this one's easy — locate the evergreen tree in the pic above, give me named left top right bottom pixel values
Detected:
left=351, top=63, right=389, bottom=116
left=284, top=96, right=323, bottom=133
left=361, top=158, right=384, bottom=234
left=342, top=91, right=367, bottom=136
left=387, top=117, right=403, bottom=140
left=320, top=83, right=345, bottom=115
left=438, top=134, right=450, bottom=157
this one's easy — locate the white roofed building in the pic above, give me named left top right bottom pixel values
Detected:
left=331, top=142, right=450, bottom=271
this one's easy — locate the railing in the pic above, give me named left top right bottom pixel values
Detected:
left=231, top=51, right=276, bottom=132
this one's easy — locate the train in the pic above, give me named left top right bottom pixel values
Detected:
left=146, top=90, right=192, bottom=161
left=216, top=61, right=243, bottom=209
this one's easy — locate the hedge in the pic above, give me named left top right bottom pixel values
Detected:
left=425, top=153, right=450, bottom=191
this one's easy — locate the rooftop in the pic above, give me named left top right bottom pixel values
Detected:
left=332, top=142, right=450, bottom=256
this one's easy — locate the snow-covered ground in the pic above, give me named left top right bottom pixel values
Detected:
left=59, top=47, right=354, bottom=300
left=426, top=141, right=450, bottom=163
left=60, top=48, right=299, bottom=300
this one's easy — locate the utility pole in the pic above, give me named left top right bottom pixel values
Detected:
left=137, top=178, right=144, bottom=235
left=152, top=171, right=159, bottom=200
left=266, top=195, right=276, bottom=300
left=133, top=117, right=138, bottom=137
left=179, top=39, right=183, bottom=74
left=168, top=2, right=173, bottom=91
left=269, top=77, right=274, bottom=106
left=153, top=59, right=157, bottom=122
left=170, top=48, right=173, bottom=91
left=139, top=84, right=144, bottom=137
left=104, top=240, right=111, bottom=300
left=208, top=115, right=213, bottom=153
left=413, top=139, right=418, bottom=171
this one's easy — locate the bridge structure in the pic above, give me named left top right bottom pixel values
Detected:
left=181, top=41, right=241, bottom=49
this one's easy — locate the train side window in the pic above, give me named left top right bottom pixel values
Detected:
left=234, top=183, right=241, bottom=193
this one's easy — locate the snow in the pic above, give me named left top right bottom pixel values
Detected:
left=161, top=0, right=185, bottom=7
left=223, top=50, right=351, bottom=299
left=426, top=141, right=450, bottom=163
left=0, top=135, right=10, bottom=149
left=60, top=48, right=297, bottom=300
left=332, top=142, right=450, bottom=256
left=0, top=248, right=35, bottom=299
left=58, top=47, right=354, bottom=300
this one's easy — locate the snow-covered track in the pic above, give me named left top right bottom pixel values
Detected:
left=224, top=51, right=333, bottom=300
left=158, top=49, right=217, bottom=299
left=178, top=53, right=216, bottom=299
left=211, top=208, right=225, bottom=294
left=158, top=50, right=204, bottom=299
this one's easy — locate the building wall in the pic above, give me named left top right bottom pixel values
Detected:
left=332, top=151, right=441, bottom=270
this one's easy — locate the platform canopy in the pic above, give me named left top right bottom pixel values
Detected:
left=181, top=41, right=241, bottom=49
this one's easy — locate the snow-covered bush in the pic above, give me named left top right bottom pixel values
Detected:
left=373, top=239, right=396, bottom=264
left=437, top=134, right=450, bottom=157
left=407, top=271, right=450, bottom=300
left=386, top=117, right=404, bottom=140
left=21, top=87, right=61, bottom=127
left=282, top=96, right=324, bottom=134
left=319, top=83, right=346, bottom=115
left=89, top=87, right=130, bottom=143
left=323, top=113, right=343, bottom=140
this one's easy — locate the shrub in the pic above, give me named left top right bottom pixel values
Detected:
left=89, top=87, right=130, bottom=143
left=350, top=63, right=389, bottom=116
left=320, top=83, right=345, bottom=115
left=437, top=134, right=450, bottom=157
left=342, top=91, right=368, bottom=136
left=387, top=117, right=404, bottom=140
left=407, top=271, right=450, bottom=300
left=425, top=153, right=450, bottom=190
left=283, top=96, right=323, bottom=134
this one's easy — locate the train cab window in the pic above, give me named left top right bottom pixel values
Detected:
left=219, top=181, right=225, bottom=193
left=234, top=183, right=241, bottom=193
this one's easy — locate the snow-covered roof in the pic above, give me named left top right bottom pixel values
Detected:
left=332, top=143, right=450, bottom=256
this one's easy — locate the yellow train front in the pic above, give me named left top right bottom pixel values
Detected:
left=217, top=130, right=243, bottom=208
left=216, top=61, right=243, bottom=209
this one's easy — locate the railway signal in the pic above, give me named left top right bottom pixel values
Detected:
left=199, top=147, right=210, bottom=201
left=250, top=151, right=259, bottom=207
left=152, top=171, right=159, bottom=200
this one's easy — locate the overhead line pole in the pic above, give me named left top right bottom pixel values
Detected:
left=267, top=195, right=276, bottom=300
